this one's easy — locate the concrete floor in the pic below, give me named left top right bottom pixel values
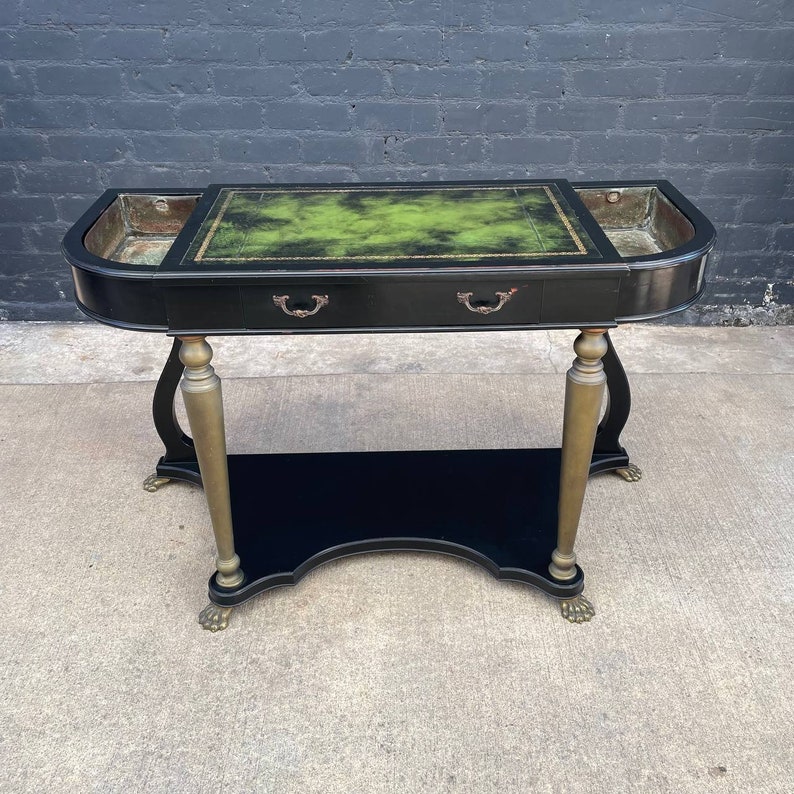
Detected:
left=0, top=322, right=792, bottom=793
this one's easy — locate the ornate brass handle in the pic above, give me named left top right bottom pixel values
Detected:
left=272, top=294, right=329, bottom=318
left=456, top=290, right=515, bottom=315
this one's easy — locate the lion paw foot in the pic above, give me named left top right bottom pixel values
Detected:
left=143, top=474, right=171, bottom=492
left=560, top=594, right=595, bottom=624
left=614, top=464, right=642, bottom=482
left=198, top=603, right=232, bottom=632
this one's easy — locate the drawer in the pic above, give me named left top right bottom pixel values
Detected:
left=242, top=284, right=375, bottom=330
left=368, top=280, right=542, bottom=328
left=241, top=280, right=543, bottom=330
left=540, top=276, right=620, bottom=324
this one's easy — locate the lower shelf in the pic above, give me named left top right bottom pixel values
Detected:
left=204, top=448, right=584, bottom=607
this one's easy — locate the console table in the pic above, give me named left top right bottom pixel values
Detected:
left=62, top=179, right=715, bottom=631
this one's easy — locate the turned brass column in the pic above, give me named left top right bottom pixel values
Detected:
left=549, top=329, right=608, bottom=584
left=179, top=336, right=244, bottom=590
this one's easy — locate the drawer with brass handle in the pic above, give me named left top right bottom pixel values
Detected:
left=372, top=281, right=542, bottom=328
left=242, top=285, right=366, bottom=330
left=241, top=281, right=543, bottom=330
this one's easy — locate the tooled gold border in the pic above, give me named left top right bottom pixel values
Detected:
left=192, top=184, right=591, bottom=263
left=194, top=189, right=236, bottom=263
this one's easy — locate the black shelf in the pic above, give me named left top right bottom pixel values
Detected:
left=206, top=448, right=585, bottom=607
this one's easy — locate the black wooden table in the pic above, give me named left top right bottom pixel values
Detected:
left=62, top=179, right=715, bottom=630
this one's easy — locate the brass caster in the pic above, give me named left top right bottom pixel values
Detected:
left=143, top=473, right=171, bottom=492
left=199, top=603, right=232, bottom=632
left=614, top=463, right=642, bottom=482
left=560, top=594, right=595, bottom=624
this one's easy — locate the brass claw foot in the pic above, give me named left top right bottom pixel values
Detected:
left=614, top=463, right=642, bottom=482
left=199, top=603, right=232, bottom=632
left=143, top=473, right=171, bottom=492
left=560, top=594, right=595, bottom=624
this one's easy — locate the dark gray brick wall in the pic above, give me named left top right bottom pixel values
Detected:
left=1, top=1, right=792, bottom=322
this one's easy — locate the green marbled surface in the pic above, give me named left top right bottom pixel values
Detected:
left=188, top=185, right=598, bottom=265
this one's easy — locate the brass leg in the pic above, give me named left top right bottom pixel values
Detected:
left=550, top=329, right=608, bottom=622
left=178, top=336, right=244, bottom=630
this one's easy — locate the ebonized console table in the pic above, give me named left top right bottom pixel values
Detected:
left=62, top=179, right=715, bottom=631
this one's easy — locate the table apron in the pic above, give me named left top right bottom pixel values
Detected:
left=163, top=276, right=622, bottom=334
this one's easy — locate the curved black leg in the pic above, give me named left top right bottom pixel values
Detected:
left=153, top=337, right=194, bottom=458
left=144, top=337, right=201, bottom=490
left=589, top=332, right=641, bottom=480
left=595, top=331, right=630, bottom=452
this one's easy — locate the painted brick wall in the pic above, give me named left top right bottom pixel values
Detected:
left=1, top=1, right=792, bottom=322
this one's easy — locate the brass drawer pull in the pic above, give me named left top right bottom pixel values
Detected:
left=273, top=294, right=329, bottom=318
left=456, top=289, right=515, bottom=315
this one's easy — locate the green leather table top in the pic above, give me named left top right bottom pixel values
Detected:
left=178, top=182, right=603, bottom=271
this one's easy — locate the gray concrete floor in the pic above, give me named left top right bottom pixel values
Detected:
left=0, top=322, right=792, bottom=793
